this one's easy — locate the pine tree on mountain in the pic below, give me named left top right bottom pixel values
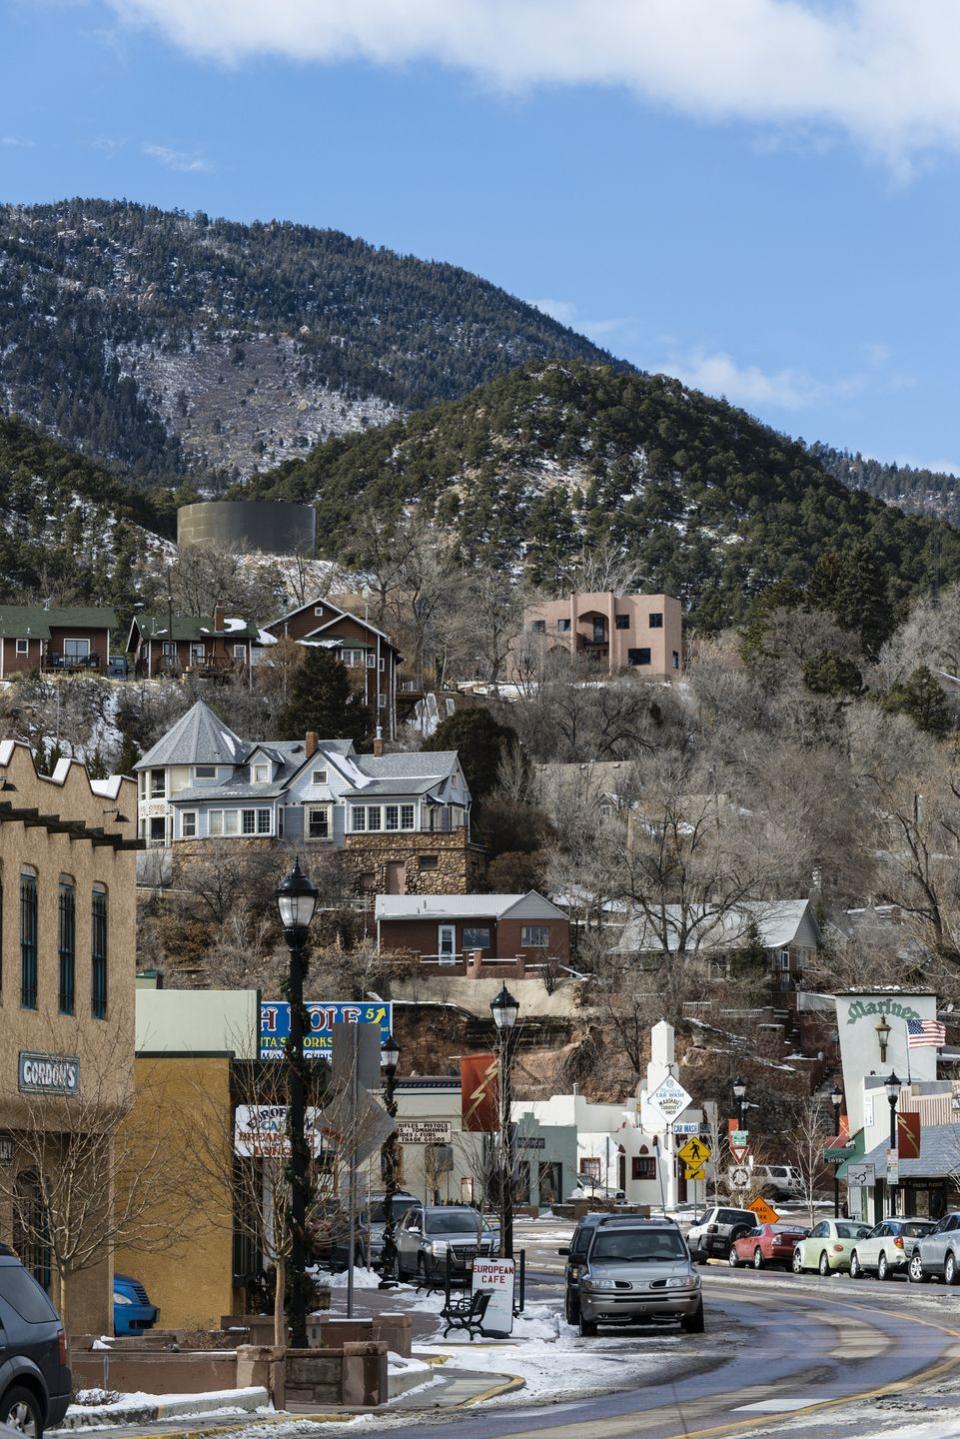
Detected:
left=810, top=541, right=894, bottom=660
left=116, top=730, right=140, bottom=777
left=882, top=666, right=952, bottom=738
left=278, top=647, right=371, bottom=748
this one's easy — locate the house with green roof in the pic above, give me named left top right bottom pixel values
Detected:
left=125, top=604, right=264, bottom=677
left=0, top=605, right=120, bottom=678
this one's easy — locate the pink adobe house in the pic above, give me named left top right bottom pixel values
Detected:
left=512, top=592, right=683, bottom=680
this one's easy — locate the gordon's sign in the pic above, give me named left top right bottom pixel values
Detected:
left=18, top=1052, right=80, bottom=1096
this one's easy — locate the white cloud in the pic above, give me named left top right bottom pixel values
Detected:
left=529, top=298, right=578, bottom=326
left=142, top=143, right=213, bottom=173
left=0, top=136, right=35, bottom=149
left=106, top=1, right=960, bottom=167
left=657, top=347, right=863, bottom=412
left=529, top=298, right=635, bottom=345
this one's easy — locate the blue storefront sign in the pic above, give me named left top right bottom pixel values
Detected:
left=259, top=1001, right=393, bottom=1060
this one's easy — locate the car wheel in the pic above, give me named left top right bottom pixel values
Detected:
left=681, top=1300, right=705, bottom=1334
left=579, top=1314, right=598, bottom=1338
left=946, top=1252, right=958, bottom=1287
left=728, top=1246, right=739, bottom=1267
left=0, top=1387, right=42, bottom=1439
left=818, top=1251, right=831, bottom=1277
left=909, top=1252, right=928, bottom=1284
left=565, top=1291, right=580, bottom=1325
left=849, top=1251, right=862, bottom=1279
left=753, top=1247, right=764, bottom=1270
left=877, top=1252, right=890, bottom=1282
left=792, top=1248, right=804, bottom=1274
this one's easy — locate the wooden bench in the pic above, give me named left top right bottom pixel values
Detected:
left=440, top=1289, right=491, bottom=1341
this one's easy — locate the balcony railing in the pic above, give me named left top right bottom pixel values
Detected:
left=44, top=653, right=100, bottom=671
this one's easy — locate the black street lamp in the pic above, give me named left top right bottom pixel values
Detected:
left=830, top=1079, right=844, bottom=1219
left=491, top=984, right=520, bottom=1261
left=276, top=857, right=318, bottom=1350
left=885, top=1070, right=900, bottom=1217
left=378, top=1033, right=400, bottom=1288
left=732, top=1075, right=747, bottom=1131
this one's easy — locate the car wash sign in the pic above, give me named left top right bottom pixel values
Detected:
left=259, top=1001, right=393, bottom=1060
left=18, top=1052, right=79, bottom=1096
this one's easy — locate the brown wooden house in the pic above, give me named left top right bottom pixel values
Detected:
left=126, top=605, right=260, bottom=678
left=0, top=606, right=119, bottom=677
left=375, top=891, right=570, bottom=973
left=261, top=596, right=400, bottom=739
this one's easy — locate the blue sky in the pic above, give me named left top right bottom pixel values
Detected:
left=3, top=0, right=960, bottom=471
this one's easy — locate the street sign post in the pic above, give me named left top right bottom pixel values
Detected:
left=728, top=1126, right=750, bottom=1163
left=846, top=1162, right=875, bottom=1188
left=646, top=1076, right=693, bottom=1123
left=684, top=1163, right=707, bottom=1182
left=886, top=1149, right=899, bottom=1187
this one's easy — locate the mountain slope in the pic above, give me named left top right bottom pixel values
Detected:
left=0, top=415, right=173, bottom=606
left=811, top=442, right=960, bottom=526
left=0, top=199, right=620, bottom=481
left=241, top=361, right=960, bottom=628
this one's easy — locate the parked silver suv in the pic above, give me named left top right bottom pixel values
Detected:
left=395, top=1205, right=497, bottom=1282
left=578, top=1220, right=703, bottom=1337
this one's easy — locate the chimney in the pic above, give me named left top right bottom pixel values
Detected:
left=213, top=602, right=225, bottom=632
left=305, top=731, right=317, bottom=759
left=373, top=726, right=384, bottom=758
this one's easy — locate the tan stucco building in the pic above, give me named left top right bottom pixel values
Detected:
left=512, top=591, right=683, bottom=680
left=0, top=741, right=138, bottom=1333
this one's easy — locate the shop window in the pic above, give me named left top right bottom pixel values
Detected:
left=20, top=870, right=37, bottom=1010
left=58, top=878, right=75, bottom=1015
left=14, top=1173, right=51, bottom=1294
left=91, top=885, right=108, bottom=1019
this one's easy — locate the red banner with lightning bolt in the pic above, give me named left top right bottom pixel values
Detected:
left=461, top=1054, right=499, bottom=1132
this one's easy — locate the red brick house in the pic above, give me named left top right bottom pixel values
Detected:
left=0, top=606, right=119, bottom=677
left=126, top=606, right=261, bottom=678
left=375, top=891, right=570, bottom=974
left=261, top=596, right=400, bottom=739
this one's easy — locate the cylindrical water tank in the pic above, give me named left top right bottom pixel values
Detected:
left=177, top=500, right=316, bottom=556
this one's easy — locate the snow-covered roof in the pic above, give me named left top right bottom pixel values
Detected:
left=375, top=891, right=566, bottom=922
left=615, top=899, right=817, bottom=956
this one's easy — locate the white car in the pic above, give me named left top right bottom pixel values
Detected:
left=849, top=1217, right=936, bottom=1280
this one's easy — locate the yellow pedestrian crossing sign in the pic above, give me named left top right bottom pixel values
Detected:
left=678, top=1137, right=711, bottom=1168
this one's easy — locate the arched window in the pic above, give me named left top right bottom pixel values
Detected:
left=58, top=877, right=75, bottom=1015
left=91, top=885, right=108, bottom=1020
left=14, top=1171, right=51, bottom=1293
left=20, top=869, right=37, bottom=1010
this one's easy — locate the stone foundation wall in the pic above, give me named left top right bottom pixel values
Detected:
left=343, top=832, right=486, bottom=895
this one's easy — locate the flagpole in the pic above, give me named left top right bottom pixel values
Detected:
left=904, top=1018, right=913, bottom=1084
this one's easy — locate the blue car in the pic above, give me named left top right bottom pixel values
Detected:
left=113, top=1275, right=158, bottom=1336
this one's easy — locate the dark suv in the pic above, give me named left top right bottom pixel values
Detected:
left=0, top=1249, right=71, bottom=1436
left=560, top=1214, right=665, bottom=1324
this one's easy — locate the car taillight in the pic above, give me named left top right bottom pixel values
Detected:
left=894, top=1237, right=904, bottom=1249
left=58, top=1328, right=67, bottom=1366
left=832, top=1244, right=844, bottom=1253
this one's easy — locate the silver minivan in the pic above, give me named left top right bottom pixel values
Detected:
left=577, top=1221, right=703, bottom=1337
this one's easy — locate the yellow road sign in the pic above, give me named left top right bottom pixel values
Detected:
left=684, top=1163, right=707, bottom=1182
left=749, top=1196, right=780, bottom=1225
left=678, top=1137, right=711, bottom=1166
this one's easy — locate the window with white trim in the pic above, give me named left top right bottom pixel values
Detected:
left=15, top=639, right=28, bottom=655
left=521, top=925, right=550, bottom=948
left=351, top=807, right=366, bottom=833
left=366, top=653, right=376, bottom=669
left=181, top=811, right=197, bottom=838
left=342, top=648, right=365, bottom=667
left=311, top=769, right=328, bottom=785
left=385, top=805, right=399, bottom=831
left=233, top=643, right=247, bottom=659
left=367, top=806, right=382, bottom=831
left=209, top=810, right=241, bottom=837
left=378, top=694, right=387, bottom=708
left=400, top=804, right=415, bottom=830
left=779, top=949, right=791, bottom=971
left=308, top=806, right=330, bottom=840
left=252, top=763, right=270, bottom=783
left=194, top=765, right=216, bottom=780
left=150, top=770, right=166, bottom=798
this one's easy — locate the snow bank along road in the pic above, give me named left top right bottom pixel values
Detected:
left=314, top=1266, right=960, bottom=1439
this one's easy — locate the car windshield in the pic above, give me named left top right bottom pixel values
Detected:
left=591, top=1231, right=687, bottom=1262
left=367, top=1197, right=417, bottom=1224
left=426, top=1211, right=480, bottom=1236
left=836, top=1223, right=872, bottom=1239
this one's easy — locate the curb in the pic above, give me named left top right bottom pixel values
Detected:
left=457, top=1373, right=526, bottom=1406
left=61, top=1389, right=269, bottom=1432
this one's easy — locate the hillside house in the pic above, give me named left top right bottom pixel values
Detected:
left=0, top=605, right=119, bottom=676
left=134, top=700, right=483, bottom=893
left=261, top=595, right=400, bottom=739
left=376, top=891, right=570, bottom=973
left=126, top=606, right=262, bottom=677
left=614, top=899, right=821, bottom=987
left=511, top=591, right=683, bottom=681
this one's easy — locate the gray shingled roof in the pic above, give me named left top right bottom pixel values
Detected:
left=861, top=1124, right=960, bottom=1180
left=134, top=701, right=247, bottom=770
left=354, top=751, right=457, bottom=779
left=171, top=782, right=289, bottom=803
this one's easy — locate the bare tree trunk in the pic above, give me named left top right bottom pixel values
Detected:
left=273, top=1257, right=286, bottom=1347
left=58, top=1273, right=70, bottom=1336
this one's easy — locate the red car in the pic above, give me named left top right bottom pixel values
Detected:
left=728, top=1222, right=810, bottom=1270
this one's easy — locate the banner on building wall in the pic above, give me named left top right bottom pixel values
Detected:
left=259, top=1001, right=393, bottom=1060
left=834, top=993, right=939, bottom=1133
left=234, top=1105, right=325, bottom=1156
left=461, top=1054, right=499, bottom=1132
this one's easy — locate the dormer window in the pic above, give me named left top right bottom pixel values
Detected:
left=195, top=765, right=216, bottom=780
left=252, top=763, right=271, bottom=784
left=312, top=768, right=328, bottom=785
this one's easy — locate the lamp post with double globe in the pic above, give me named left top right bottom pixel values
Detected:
left=378, top=1033, right=400, bottom=1286
left=491, top=985, right=520, bottom=1261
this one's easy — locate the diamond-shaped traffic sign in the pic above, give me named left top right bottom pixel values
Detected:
left=677, top=1137, right=711, bottom=1167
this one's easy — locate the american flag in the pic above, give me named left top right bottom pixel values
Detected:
left=907, top=1017, right=947, bottom=1049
